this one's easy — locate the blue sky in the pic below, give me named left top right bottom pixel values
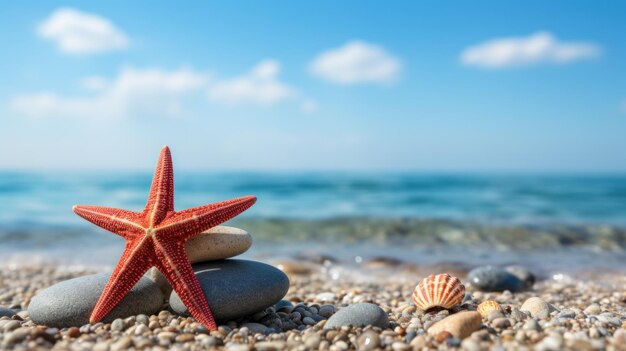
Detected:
left=1, top=1, right=625, bottom=171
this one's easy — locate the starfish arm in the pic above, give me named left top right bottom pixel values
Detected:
left=143, top=146, right=175, bottom=227
left=155, top=195, right=256, bottom=241
left=90, top=239, right=154, bottom=323
left=154, top=239, right=217, bottom=330
left=73, top=205, right=144, bottom=238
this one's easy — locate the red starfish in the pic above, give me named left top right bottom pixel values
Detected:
left=72, top=146, right=256, bottom=330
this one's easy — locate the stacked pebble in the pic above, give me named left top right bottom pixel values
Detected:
left=27, top=226, right=290, bottom=328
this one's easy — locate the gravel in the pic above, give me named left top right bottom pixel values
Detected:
left=1, top=261, right=625, bottom=350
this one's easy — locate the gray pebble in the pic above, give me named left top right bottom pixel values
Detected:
left=170, top=260, right=289, bottom=323
left=290, top=312, right=302, bottom=322
left=487, top=310, right=505, bottom=321
left=557, top=309, right=576, bottom=319
left=311, top=314, right=325, bottom=322
left=324, top=303, right=388, bottom=329
left=319, top=304, right=335, bottom=318
left=241, top=322, right=269, bottom=334
left=136, top=314, right=149, bottom=326
left=468, top=266, right=526, bottom=292
left=510, top=308, right=528, bottom=321
left=0, top=307, right=16, bottom=318
left=405, top=330, right=417, bottom=343
left=110, top=318, right=125, bottom=331
left=302, top=317, right=316, bottom=325
left=28, top=273, right=163, bottom=327
left=446, top=338, right=461, bottom=347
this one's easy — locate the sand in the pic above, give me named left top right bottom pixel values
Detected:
left=0, top=260, right=625, bottom=350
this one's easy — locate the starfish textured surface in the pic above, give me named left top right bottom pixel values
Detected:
left=72, top=146, right=256, bottom=330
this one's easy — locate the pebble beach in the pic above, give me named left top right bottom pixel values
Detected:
left=1, top=174, right=626, bottom=350
left=1, top=253, right=625, bottom=351
left=3, top=0, right=626, bottom=348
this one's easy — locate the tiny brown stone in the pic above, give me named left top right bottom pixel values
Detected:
left=66, top=327, right=80, bottom=338
left=435, top=331, right=453, bottom=343
left=175, top=333, right=195, bottom=343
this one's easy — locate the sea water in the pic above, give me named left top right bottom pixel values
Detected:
left=0, top=171, right=625, bottom=268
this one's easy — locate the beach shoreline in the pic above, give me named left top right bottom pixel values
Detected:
left=2, top=216, right=626, bottom=270
left=1, top=254, right=625, bottom=350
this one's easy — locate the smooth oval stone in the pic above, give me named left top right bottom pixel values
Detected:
left=28, top=273, right=163, bottom=328
left=467, top=266, right=525, bottom=292
left=169, top=259, right=289, bottom=322
left=323, top=303, right=389, bottom=329
left=151, top=226, right=253, bottom=294
left=185, top=226, right=252, bottom=261
left=520, top=297, right=558, bottom=319
left=428, top=311, right=482, bottom=339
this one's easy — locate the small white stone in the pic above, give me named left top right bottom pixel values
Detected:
left=520, top=297, right=557, bottom=319
left=584, top=304, right=601, bottom=315
left=315, top=292, right=336, bottom=302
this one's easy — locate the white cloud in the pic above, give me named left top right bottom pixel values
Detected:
left=208, top=60, right=298, bottom=106
left=38, top=8, right=129, bottom=54
left=300, top=99, right=318, bottom=113
left=460, top=32, right=600, bottom=69
left=80, top=76, right=109, bottom=91
left=11, top=61, right=315, bottom=118
left=11, top=66, right=208, bottom=118
left=310, top=41, right=401, bottom=85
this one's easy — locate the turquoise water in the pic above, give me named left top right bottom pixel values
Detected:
left=0, top=172, right=625, bottom=266
left=1, top=172, right=626, bottom=226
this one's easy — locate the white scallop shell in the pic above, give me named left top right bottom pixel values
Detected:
left=412, top=273, right=465, bottom=311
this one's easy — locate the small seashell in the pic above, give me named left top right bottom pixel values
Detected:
left=477, top=300, right=502, bottom=318
left=412, top=273, right=465, bottom=312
